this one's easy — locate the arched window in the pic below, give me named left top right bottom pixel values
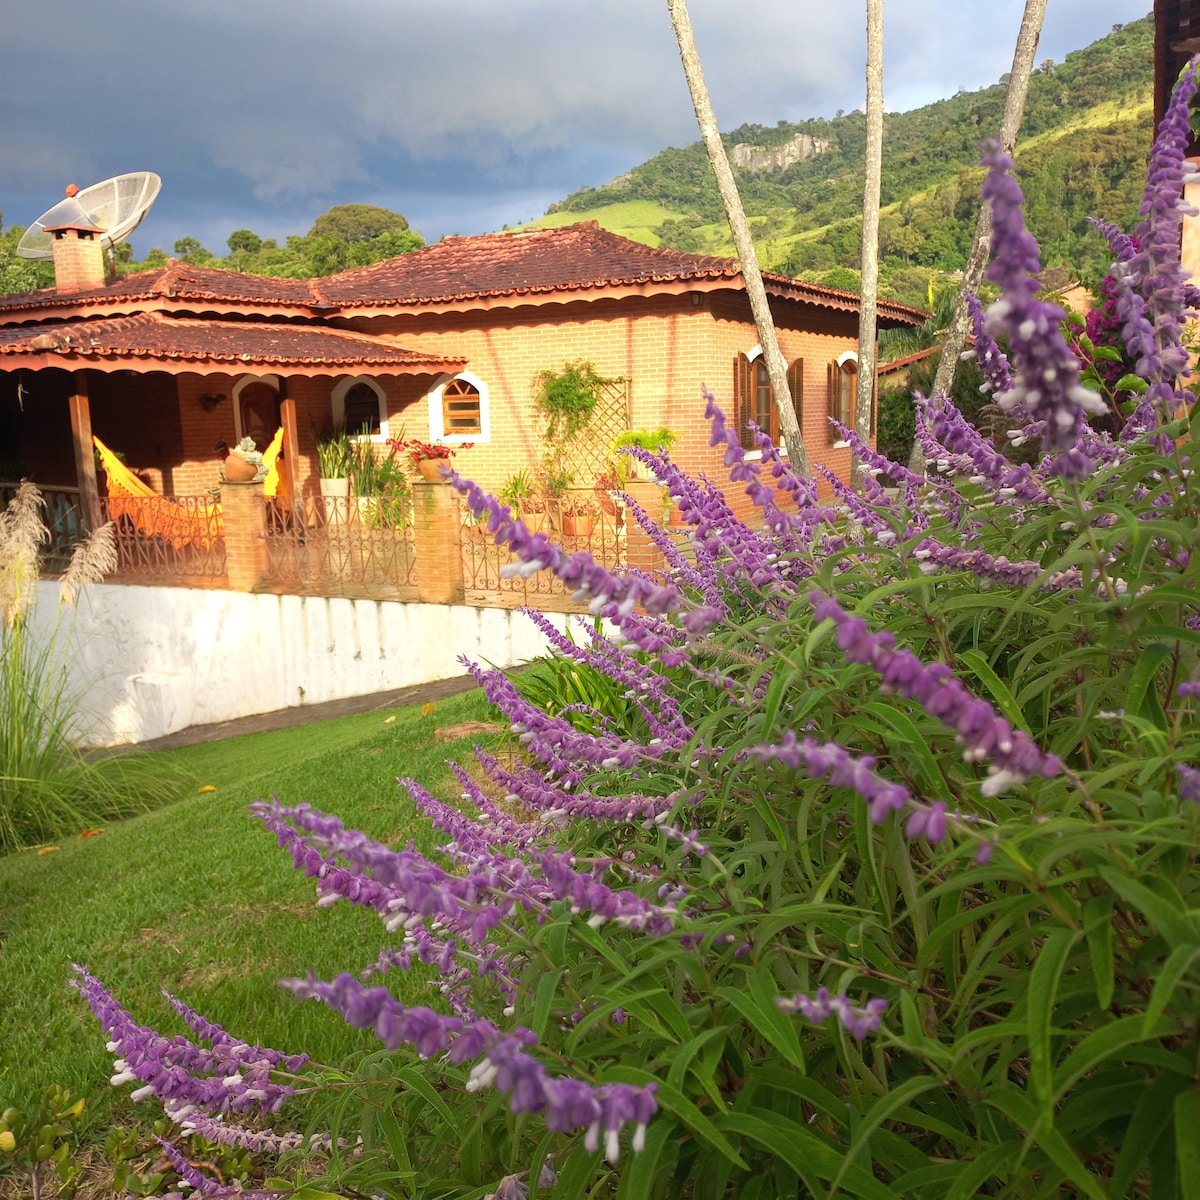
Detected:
left=428, top=372, right=490, bottom=443
left=332, top=377, right=388, bottom=440
left=733, top=349, right=803, bottom=451
left=233, top=374, right=281, bottom=450
left=827, top=353, right=858, bottom=445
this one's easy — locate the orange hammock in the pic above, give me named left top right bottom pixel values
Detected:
left=94, top=435, right=224, bottom=550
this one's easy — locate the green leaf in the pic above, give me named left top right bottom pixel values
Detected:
left=1107, top=1070, right=1187, bottom=1198
left=1174, top=1090, right=1200, bottom=1199
left=1125, top=643, right=1174, bottom=730
left=530, top=970, right=558, bottom=1041
left=1099, top=869, right=1199, bottom=949
left=1141, top=944, right=1200, bottom=1036
left=1114, top=372, right=1149, bottom=393
left=1052, top=1014, right=1175, bottom=1103
left=718, top=1111, right=895, bottom=1200
left=1083, top=895, right=1115, bottom=1010
left=1028, top=930, right=1077, bottom=1111
left=824, top=1076, right=942, bottom=1200
left=959, top=649, right=1032, bottom=734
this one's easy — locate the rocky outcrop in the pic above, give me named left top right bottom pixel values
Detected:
left=730, top=132, right=830, bottom=174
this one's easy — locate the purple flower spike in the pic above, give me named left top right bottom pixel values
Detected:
left=1177, top=764, right=1200, bottom=803
left=750, top=731, right=909, bottom=824
left=810, top=591, right=1060, bottom=791
left=777, top=987, right=887, bottom=1041
left=980, top=140, right=1107, bottom=476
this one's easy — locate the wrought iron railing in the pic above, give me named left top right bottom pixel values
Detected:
left=460, top=490, right=625, bottom=604
left=100, top=493, right=227, bottom=582
left=0, top=482, right=87, bottom=573
left=265, top=494, right=417, bottom=600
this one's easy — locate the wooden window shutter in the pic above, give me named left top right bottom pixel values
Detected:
left=442, top=378, right=481, bottom=435
left=734, top=353, right=755, bottom=450
left=786, top=358, right=803, bottom=433
left=826, top=362, right=838, bottom=445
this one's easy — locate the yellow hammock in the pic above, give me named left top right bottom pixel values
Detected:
left=93, top=435, right=223, bottom=550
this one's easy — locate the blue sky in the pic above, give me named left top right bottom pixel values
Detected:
left=0, top=1, right=1151, bottom=258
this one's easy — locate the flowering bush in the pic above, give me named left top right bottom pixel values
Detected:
left=73, top=65, right=1200, bottom=1199
left=399, top=439, right=472, bottom=463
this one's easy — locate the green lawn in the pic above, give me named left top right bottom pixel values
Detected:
left=0, top=687, right=499, bottom=1135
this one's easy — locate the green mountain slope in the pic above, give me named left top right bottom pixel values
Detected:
left=526, top=16, right=1154, bottom=304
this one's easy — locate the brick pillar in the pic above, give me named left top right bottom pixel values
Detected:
left=221, top=480, right=270, bottom=591
left=412, top=480, right=464, bottom=604
left=623, top=480, right=668, bottom=575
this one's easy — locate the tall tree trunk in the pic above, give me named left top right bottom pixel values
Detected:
left=907, top=0, right=1048, bottom=473
left=852, top=0, right=884, bottom=492
left=666, top=0, right=809, bottom=477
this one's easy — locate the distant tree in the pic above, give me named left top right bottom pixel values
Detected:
left=227, top=229, right=263, bottom=255
left=172, top=237, right=211, bottom=263
left=308, top=204, right=410, bottom=242
left=112, top=241, right=134, bottom=265
left=144, top=247, right=167, bottom=266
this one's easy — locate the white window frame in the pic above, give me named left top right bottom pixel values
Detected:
left=232, top=373, right=281, bottom=445
left=833, top=350, right=859, bottom=449
left=332, top=376, right=390, bottom=443
left=428, top=370, right=490, bottom=444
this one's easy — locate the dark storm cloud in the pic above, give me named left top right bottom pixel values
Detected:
left=0, top=0, right=1150, bottom=256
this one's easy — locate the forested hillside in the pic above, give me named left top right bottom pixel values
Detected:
left=535, top=16, right=1154, bottom=304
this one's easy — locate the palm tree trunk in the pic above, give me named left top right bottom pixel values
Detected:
left=852, top=0, right=884, bottom=492
left=907, top=0, right=1049, bottom=473
left=666, top=0, right=810, bottom=477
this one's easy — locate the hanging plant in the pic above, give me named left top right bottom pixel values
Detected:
left=533, top=360, right=614, bottom=443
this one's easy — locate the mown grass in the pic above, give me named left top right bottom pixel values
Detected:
left=0, top=687, right=499, bottom=1139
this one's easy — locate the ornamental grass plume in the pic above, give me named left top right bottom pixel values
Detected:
left=73, top=67, right=1200, bottom=1198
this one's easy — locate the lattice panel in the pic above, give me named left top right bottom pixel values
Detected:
left=557, top=378, right=631, bottom=487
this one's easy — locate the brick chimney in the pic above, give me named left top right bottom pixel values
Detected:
left=44, top=220, right=108, bottom=292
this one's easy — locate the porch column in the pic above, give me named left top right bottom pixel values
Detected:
left=220, top=479, right=270, bottom=591
left=68, top=371, right=102, bottom=532
left=280, top=391, right=301, bottom=498
left=622, top=480, right=668, bottom=575
left=412, top=479, right=464, bottom=605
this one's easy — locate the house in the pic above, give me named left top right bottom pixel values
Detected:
left=0, top=220, right=925, bottom=550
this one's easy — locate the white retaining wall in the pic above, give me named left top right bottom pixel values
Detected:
left=29, top=581, right=568, bottom=747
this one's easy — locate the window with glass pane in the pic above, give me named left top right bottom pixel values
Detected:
left=754, top=361, right=775, bottom=437
left=442, top=378, right=482, bottom=435
left=344, top=382, right=382, bottom=436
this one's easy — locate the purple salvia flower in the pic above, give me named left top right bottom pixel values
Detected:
left=750, top=731, right=910, bottom=825
left=283, top=971, right=656, bottom=1161
left=966, top=292, right=1014, bottom=401
left=905, top=801, right=948, bottom=843
left=1177, top=764, right=1200, bottom=802
left=72, top=967, right=299, bottom=1116
left=1177, top=682, right=1200, bottom=698
left=777, top=987, right=887, bottom=1042
left=810, top=591, right=1060, bottom=791
left=912, top=538, right=1083, bottom=592
left=980, top=140, right=1107, bottom=477
left=1116, top=58, right=1199, bottom=424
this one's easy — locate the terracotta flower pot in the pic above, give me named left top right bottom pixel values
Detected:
left=417, top=458, right=446, bottom=482
left=563, top=512, right=594, bottom=538
left=222, top=454, right=258, bottom=482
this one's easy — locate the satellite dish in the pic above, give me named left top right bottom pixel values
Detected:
left=16, top=172, right=161, bottom=260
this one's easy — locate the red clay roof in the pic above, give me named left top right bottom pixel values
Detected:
left=0, top=313, right=463, bottom=375
left=319, top=222, right=928, bottom=326
left=0, top=259, right=331, bottom=315
left=0, top=222, right=928, bottom=327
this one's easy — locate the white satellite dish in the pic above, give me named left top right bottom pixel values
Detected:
left=16, top=172, right=161, bottom=260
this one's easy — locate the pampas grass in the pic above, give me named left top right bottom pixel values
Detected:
left=0, top=484, right=184, bottom=853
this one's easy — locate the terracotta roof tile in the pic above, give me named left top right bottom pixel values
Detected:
left=0, top=259, right=329, bottom=314
left=0, top=313, right=461, bottom=372
left=319, top=222, right=927, bottom=325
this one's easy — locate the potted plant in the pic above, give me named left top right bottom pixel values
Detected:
left=499, top=468, right=547, bottom=532
left=313, top=426, right=352, bottom=527
left=219, top=436, right=265, bottom=483
left=613, top=427, right=678, bottom=482
left=403, top=439, right=471, bottom=482
left=536, top=457, right=574, bottom=530
left=560, top=496, right=600, bottom=539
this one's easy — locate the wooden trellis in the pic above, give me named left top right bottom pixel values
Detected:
left=556, top=378, right=631, bottom=487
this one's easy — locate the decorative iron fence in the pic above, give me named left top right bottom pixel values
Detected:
left=460, top=489, right=625, bottom=605
left=1, top=482, right=86, bottom=573
left=265, top=495, right=417, bottom=600
left=100, top=493, right=227, bottom=583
